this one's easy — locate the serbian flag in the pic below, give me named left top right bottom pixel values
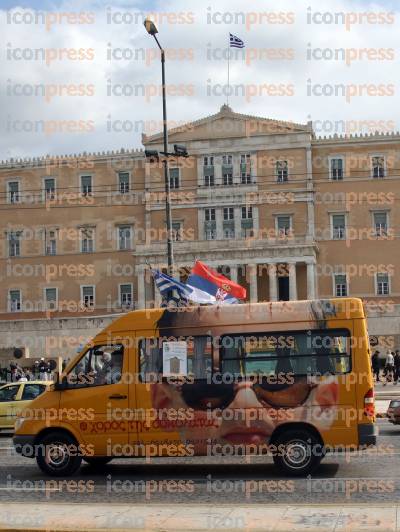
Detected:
left=187, top=261, right=246, bottom=304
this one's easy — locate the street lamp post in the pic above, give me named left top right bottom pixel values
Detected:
left=144, top=17, right=174, bottom=274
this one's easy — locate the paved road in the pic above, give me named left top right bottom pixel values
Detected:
left=0, top=419, right=399, bottom=505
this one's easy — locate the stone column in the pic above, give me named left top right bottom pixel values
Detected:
left=137, top=267, right=145, bottom=309
left=288, top=263, right=298, bottom=301
left=234, top=207, right=241, bottom=239
left=216, top=208, right=223, bottom=240
left=306, top=146, right=315, bottom=240
left=268, top=264, right=278, bottom=302
left=214, top=155, right=222, bottom=186
left=307, top=262, right=316, bottom=299
left=230, top=264, right=238, bottom=284
left=248, top=263, right=258, bottom=303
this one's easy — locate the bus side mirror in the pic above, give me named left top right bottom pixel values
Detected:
left=54, top=372, right=68, bottom=391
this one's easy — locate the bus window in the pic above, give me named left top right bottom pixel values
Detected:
left=139, top=336, right=212, bottom=381
left=220, top=330, right=351, bottom=377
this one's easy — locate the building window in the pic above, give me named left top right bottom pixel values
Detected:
left=372, top=156, right=385, bottom=178
left=241, top=206, right=253, bottom=238
left=205, top=208, right=216, bottom=222
left=331, top=214, right=346, bottom=240
left=169, top=168, right=180, bottom=189
left=9, top=290, right=21, bottom=312
left=376, top=273, right=390, bottom=295
left=334, top=274, right=348, bottom=297
left=118, top=172, right=129, bottom=193
left=223, top=207, right=234, bottom=220
left=222, top=155, right=233, bottom=186
left=223, top=207, right=235, bottom=238
left=80, top=227, right=95, bottom=253
left=376, top=273, right=390, bottom=296
left=241, top=206, right=253, bottom=220
left=81, top=286, right=95, bottom=308
left=8, top=231, right=21, bottom=257
left=80, top=175, right=92, bottom=196
left=44, top=178, right=56, bottom=200
left=223, top=227, right=235, bottom=239
left=276, top=161, right=288, bottom=183
left=276, top=215, right=292, bottom=236
left=373, top=212, right=388, bottom=237
left=8, top=181, right=20, bottom=204
left=240, top=154, right=252, bottom=184
left=203, top=156, right=215, bottom=187
left=204, top=208, right=216, bottom=240
left=118, top=225, right=132, bottom=250
left=44, top=288, right=58, bottom=311
left=330, top=158, right=344, bottom=180
left=45, top=229, right=57, bottom=256
left=119, top=284, right=133, bottom=309
left=172, top=221, right=183, bottom=242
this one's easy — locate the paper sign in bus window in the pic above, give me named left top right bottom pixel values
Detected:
left=163, top=342, right=187, bottom=376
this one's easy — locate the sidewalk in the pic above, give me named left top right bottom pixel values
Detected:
left=0, top=502, right=399, bottom=531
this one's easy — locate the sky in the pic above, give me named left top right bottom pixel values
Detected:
left=0, top=0, right=399, bottom=159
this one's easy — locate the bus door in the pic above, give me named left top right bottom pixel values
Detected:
left=61, top=341, right=130, bottom=456
left=130, top=332, right=213, bottom=457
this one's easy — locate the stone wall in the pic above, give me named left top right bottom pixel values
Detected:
left=0, top=307, right=399, bottom=362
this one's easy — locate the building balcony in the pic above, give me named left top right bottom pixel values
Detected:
left=196, top=181, right=258, bottom=199
left=134, top=235, right=318, bottom=266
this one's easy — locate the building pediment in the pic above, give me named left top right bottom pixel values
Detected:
left=143, top=105, right=312, bottom=146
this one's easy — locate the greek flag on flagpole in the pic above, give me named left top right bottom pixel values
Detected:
left=230, top=33, right=245, bottom=48
left=152, top=270, right=190, bottom=307
left=151, top=269, right=217, bottom=306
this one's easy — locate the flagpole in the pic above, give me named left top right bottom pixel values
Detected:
left=227, top=34, right=230, bottom=106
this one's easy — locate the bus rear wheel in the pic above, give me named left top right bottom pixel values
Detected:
left=36, top=431, right=82, bottom=477
left=273, top=428, right=323, bottom=477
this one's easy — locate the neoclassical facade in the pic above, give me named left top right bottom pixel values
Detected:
left=1, top=105, right=399, bottom=357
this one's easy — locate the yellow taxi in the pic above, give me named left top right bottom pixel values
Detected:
left=0, top=381, right=52, bottom=429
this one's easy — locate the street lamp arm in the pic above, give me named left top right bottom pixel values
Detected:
left=152, top=34, right=163, bottom=53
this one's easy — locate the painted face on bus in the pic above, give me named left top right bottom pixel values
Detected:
left=151, top=377, right=339, bottom=453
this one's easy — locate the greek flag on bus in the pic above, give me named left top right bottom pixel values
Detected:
left=151, top=269, right=217, bottom=307
left=230, top=33, right=245, bottom=49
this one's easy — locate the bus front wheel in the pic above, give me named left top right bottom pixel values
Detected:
left=36, top=431, right=82, bottom=477
left=273, top=428, right=323, bottom=477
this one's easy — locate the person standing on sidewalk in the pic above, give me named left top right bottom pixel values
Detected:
left=372, top=350, right=380, bottom=382
left=384, top=350, right=395, bottom=385
left=394, top=350, right=400, bottom=384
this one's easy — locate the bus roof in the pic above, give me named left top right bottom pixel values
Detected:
left=100, top=298, right=365, bottom=335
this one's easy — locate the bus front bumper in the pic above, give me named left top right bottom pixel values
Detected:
left=358, top=423, right=378, bottom=446
left=13, top=435, right=36, bottom=457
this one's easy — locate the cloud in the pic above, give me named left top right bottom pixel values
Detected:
left=0, top=0, right=398, bottom=159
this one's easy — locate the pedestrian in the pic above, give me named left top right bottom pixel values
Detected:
left=15, top=363, right=27, bottom=381
left=39, top=358, right=49, bottom=381
left=384, top=351, right=395, bottom=385
left=394, top=350, right=400, bottom=384
left=9, top=363, right=17, bottom=382
left=371, top=350, right=380, bottom=382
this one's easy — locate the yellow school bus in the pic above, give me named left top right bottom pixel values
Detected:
left=13, top=298, right=377, bottom=476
